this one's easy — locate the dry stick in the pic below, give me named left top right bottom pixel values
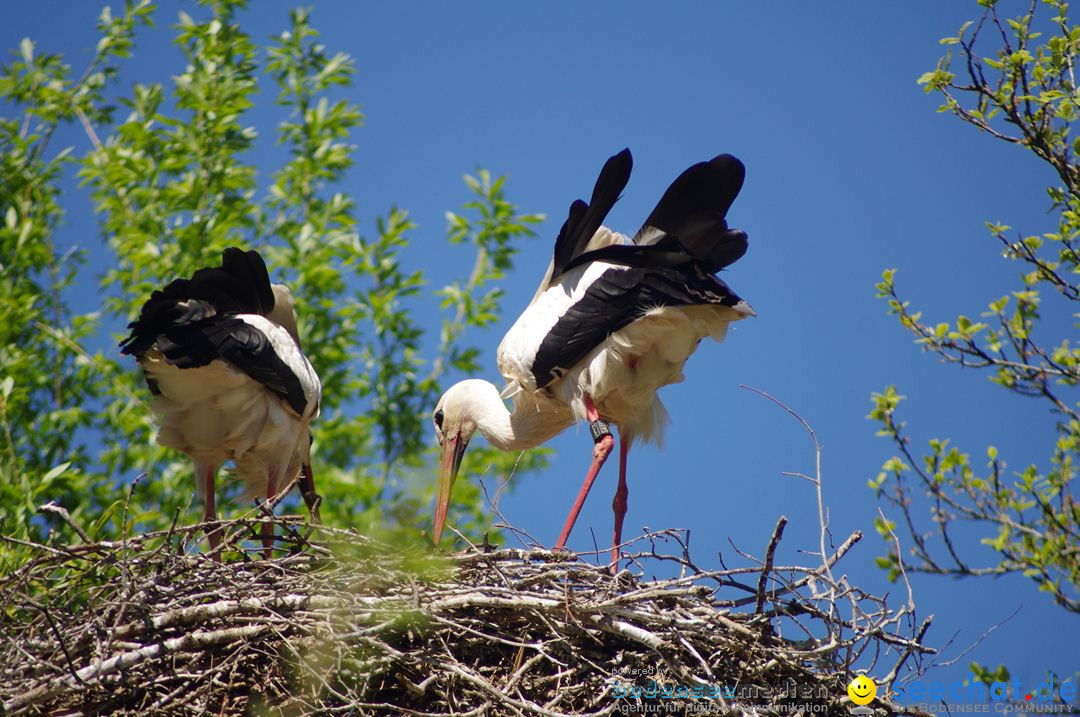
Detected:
left=883, top=615, right=935, bottom=689
left=5, top=624, right=271, bottom=713
left=740, top=385, right=840, bottom=636
left=1, top=519, right=932, bottom=716
left=877, top=507, right=916, bottom=614
left=873, top=500, right=935, bottom=685
left=754, top=515, right=788, bottom=617
left=483, top=476, right=542, bottom=551
left=36, top=503, right=90, bottom=544
left=104, top=473, right=147, bottom=679
left=490, top=449, right=528, bottom=513
left=932, top=603, right=1022, bottom=670
left=215, top=476, right=310, bottom=559
left=729, top=530, right=863, bottom=609
left=28, top=599, right=86, bottom=688
left=121, top=473, right=146, bottom=562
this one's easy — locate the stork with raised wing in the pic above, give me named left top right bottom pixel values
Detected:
left=121, top=247, right=322, bottom=560
left=431, top=149, right=754, bottom=563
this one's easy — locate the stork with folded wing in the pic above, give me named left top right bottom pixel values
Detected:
left=121, top=247, right=321, bottom=559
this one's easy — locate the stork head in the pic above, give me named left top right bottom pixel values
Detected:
left=431, top=379, right=496, bottom=543
left=268, top=284, right=302, bottom=346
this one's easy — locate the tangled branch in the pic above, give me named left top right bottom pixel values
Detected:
left=0, top=515, right=932, bottom=716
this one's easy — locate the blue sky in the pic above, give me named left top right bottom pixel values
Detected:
left=6, top=0, right=1077, bottom=700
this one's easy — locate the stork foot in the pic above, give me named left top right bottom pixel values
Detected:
left=611, top=489, right=628, bottom=568
left=304, top=493, right=322, bottom=524
left=261, top=522, right=275, bottom=560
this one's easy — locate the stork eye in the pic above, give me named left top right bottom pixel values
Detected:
left=434, top=409, right=444, bottom=429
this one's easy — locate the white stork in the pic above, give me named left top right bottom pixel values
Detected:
left=432, top=149, right=754, bottom=564
left=121, top=247, right=322, bottom=560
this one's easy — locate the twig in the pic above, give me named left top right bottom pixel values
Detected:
left=755, top=515, right=787, bottom=617
left=0, top=517, right=929, bottom=716
left=36, top=503, right=91, bottom=544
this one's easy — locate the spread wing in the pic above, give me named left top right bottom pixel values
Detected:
left=529, top=264, right=747, bottom=389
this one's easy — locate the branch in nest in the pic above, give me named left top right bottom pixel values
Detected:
left=0, top=518, right=933, bottom=717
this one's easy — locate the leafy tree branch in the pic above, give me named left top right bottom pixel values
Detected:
left=872, top=0, right=1079, bottom=616
left=1, top=0, right=547, bottom=563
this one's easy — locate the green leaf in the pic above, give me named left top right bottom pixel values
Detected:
left=41, top=462, right=72, bottom=484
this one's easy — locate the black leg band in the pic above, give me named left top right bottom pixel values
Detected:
left=590, top=419, right=612, bottom=443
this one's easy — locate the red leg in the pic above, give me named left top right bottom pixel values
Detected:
left=611, top=435, right=630, bottom=566
left=200, top=462, right=221, bottom=562
left=554, top=394, right=614, bottom=551
left=262, top=470, right=278, bottom=559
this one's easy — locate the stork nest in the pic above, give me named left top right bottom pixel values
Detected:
left=0, top=515, right=933, bottom=716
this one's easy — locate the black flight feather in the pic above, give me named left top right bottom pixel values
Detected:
left=558, top=152, right=749, bottom=277
left=221, top=246, right=275, bottom=315
left=550, top=148, right=633, bottom=282
left=637, top=154, right=745, bottom=239
left=154, top=316, right=310, bottom=416
left=530, top=265, right=745, bottom=389
left=632, top=153, right=748, bottom=272
left=119, top=247, right=309, bottom=415
left=561, top=229, right=748, bottom=276
left=120, top=248, right=276, bottom=357
left=531, top=151, right=752, bottom=387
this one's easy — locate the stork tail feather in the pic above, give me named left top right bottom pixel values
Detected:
left=550, top=149, right=633, bottom=282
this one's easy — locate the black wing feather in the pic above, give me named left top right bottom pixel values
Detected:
left=121, top=247, right=276, bottom=356
left=531, top=151, right=752, bottom=387
left=530, top=265, right=744, bottom=389
left=221, top=246, right=275, bottom=315
left=632, top=153, right=748, bottom=272
left=550, top=149, right=633, bottom=282
left=638, top=154, right=745, bottom=238
left=156, top=317, right=309, bottom=416
left=561, top=229, right=748, bottom=276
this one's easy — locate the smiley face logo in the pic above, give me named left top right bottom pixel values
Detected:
left=847, top=675, right=877, bottom=705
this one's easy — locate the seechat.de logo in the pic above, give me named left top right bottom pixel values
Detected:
left=893, top=674, right=1076, bottom=709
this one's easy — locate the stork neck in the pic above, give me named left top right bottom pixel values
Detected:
left=469, top=382, right=569, bottom=452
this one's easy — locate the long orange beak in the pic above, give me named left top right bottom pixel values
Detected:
left=433, top=434, right=468, bottom=544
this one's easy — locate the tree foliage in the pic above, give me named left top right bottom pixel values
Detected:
left=871, top=0, right=1079, bottom=615
left=0, top=0, right=547, bottom=571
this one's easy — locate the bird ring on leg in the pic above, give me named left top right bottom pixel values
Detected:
left=590, top=419, right=612, bottom=443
